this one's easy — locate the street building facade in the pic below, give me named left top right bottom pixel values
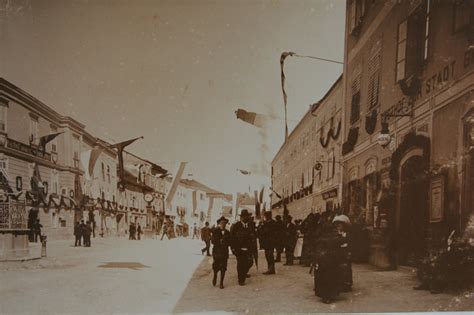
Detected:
left=271, top=77, right=343, bottom=220
left=340, top=0, right=474, bottom=268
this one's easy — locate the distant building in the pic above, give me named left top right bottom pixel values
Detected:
left=0, top=78, right=86, bottom=241
left=271, top=77, right=343, bottom=220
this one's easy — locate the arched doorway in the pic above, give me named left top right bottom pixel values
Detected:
left=397, top=151, right=429, bottom=266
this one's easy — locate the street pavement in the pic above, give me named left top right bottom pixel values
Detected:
left=0, top=237, right=204, bottom=315
left=1, top=237, right=473, bottom=314
left=174, top=251, right=474, bottom=313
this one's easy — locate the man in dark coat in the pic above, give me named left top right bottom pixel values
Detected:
left=84, top=221, right=92, bottom=247
left=283, top=215, right=298, bottom=265
left=137, top=223, right=143, bottom=240
left=230, top=209, right=256, bottom=285
left=33, top=219, right=43, bottom=243
left=201, top=222, right=212, bottom=256
left=74, top=221, right=82, bottom=246
left=211, top=216, right=231, bottom=289
left=274, top=215, right=285, bottom=262
left=258, top=211, right=278, bottom=275
left=301, top=213, right=321, bottom=266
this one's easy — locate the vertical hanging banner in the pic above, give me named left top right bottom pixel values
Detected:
left=280, top=51, right=295, bottom=140
left=165, top=162, right=187, bottom=211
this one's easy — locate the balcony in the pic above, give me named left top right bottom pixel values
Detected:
left=6, top=138, right=52, bottom=161
left=0, top=200, right=27, bottom=230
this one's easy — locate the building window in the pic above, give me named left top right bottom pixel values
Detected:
left=368, top=40, right=382, bottom=109
left=29, top=116, right=39, bottom=144
left=51, top=170, right=59, bottom=195
left=50, top=126, right=58, bottom=153
left=101, top=162, right=106, bottom=181
left=350, top=66, right=362, bottom=124
left=0, top=154, right=8, bottom=185
left=0, top=105, right=7, bottom=133
left=349, top=0, right=366, bottom=35
left=396, top=1, right=429, bottom=82
left=72, top=135, right=80, bottom=168
left=107, top=165, right=111, bottom=184
left=453, top=0, right=473, bottom=33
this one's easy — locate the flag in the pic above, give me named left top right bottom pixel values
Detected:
left=80, top=144, right=104, bottom=181
left=280, top=52, right=295, bottom=140
left=165, top=162, right=187, bottom=211
left=38, top=132, right=63, bottom=153
left=30, top=163, right=44, bottom=194
left=254, top=190, right=261, bottom=219
left=235, top=109, right=266, bottom=128
left=110, top=136, right=144, bottom=183
left=270, top=187, right=282, bottom=199
left=259, top=186, right=264, bottom=204
left=237, top=169, right=251, bottom=175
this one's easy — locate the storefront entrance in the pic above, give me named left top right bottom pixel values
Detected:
left=397, top=153, right=429, bottom=266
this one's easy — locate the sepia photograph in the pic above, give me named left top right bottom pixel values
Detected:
left=0, top=0, right=473, bottom=313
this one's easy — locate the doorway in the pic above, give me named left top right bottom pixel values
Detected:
left=397, top=153, right=429, bottom=266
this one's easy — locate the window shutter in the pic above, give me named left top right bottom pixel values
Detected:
left=350, top=66, right=362, bottom=123
left=406, top=4, right=426, bottom=78
left=368, top=40, right=382, bottom=109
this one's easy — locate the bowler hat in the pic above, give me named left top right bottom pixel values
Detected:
left=217, top=216, right=229, bottom=224
left=239, top=209, right=251, bottom=217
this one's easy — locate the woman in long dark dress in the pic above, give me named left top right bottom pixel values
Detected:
left=211, top=216, right=231, bottom=289
left=313, top=213, right=344, bottom=304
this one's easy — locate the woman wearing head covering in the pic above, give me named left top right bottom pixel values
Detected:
left=211, top=216, right=231, bottom=289
left=313, top=212, right=345, bottom=304
left=333, top=214, right=353, bottom=292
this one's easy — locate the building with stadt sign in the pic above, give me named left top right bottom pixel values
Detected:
left=341, top=0, right=474, bottom=268
left=271, top=77, right=343, bottom=220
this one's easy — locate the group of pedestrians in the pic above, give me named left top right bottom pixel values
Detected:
left=202, top=208, right=353, bottom=304
left=129, top=222, right=143, bottom=240
left=74, top=220, right=93, bottom=247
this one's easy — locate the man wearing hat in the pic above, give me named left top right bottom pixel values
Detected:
left=283, top=215, right=298, bottom=266
left=258, top=211, right=278, bottom=275
left=274, top=215, right=285, bottom=262
left=211, top=216, right=231, bottom=289
left=230, top=209, right=257, bottom=285
left=201, top=222, right=212, bottom=256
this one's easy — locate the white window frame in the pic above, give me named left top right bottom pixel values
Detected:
left=396, top=20, right=408, bottom=82
left=30, top=117, right=39, bottom=144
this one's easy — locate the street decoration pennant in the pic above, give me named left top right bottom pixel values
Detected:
left=80, top=144, right=104, bottom=181
left=237, top=169, right=251, bottom=175
left=109, top=136, right=144, bottom=185
left=280, top=51, right=295, bottom=140
left=165, top=162, right=187, bottom=211
left=38, top=132, right=63, bottom=153
left=235, top=109, right=266, bottom=128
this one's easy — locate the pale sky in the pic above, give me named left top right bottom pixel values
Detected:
left=0, top=0, right=345, bottom=195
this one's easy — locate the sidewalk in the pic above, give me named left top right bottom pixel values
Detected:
left=174, top=251, right=474, bottom=313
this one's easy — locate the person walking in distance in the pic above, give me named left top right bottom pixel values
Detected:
left=34, top=219, right=43, bottom=243
left=160, top=221, right=169, bottom=240
left=74, top=221, right=82, bottom=247
left=274, top=215, right=285, bottom=262
left=201, top=222, right=212, bottom=256
left=258, top=211, right=278, bottom=275
left=192, top=223, right=199, bottom=239
left=84, top=221, right=92, bottom=247
left=211, top=216, right=231, bottom=289
left=137, top=223, right=143, bottom=240
left=129, top=223, right=136, bottom=240
left=230, top=209, right=256, bottom=286
left=79, top=220, right=87, bottom=245
left=283, top=215, right=298, bottom=266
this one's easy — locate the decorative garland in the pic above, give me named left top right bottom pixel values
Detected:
left=365, top=109, right=377, bottom=135
left=329, top=120, right=342, bottom=140
left=319, top=120, right=342, bottom=148
left=389, top=132, right=430, bottom=181
left=342, top=127, right=359, bottom=155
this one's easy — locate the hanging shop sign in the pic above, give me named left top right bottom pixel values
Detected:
left=322, top=188, right=338, bottom=200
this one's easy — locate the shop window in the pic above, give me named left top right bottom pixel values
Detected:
left=396, top=1, right=429, bottom=82
left=368, top=40, right=382, bottom=109
left=453, top=0, right=473, bottom=33
left=0, top=105, right=7, bottom=133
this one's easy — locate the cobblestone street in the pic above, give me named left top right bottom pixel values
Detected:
left=174, top=250, right=474, bottom=313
